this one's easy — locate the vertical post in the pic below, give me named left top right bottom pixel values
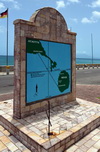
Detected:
left=70, top=27, right=72, bottom=31
left=47, top=100, right=52, bottom=136
left=6, top=8, right=9, bottom=75
left=91, top=33, right=93, bottom=66
left=48, top=100, right=50, bottom=135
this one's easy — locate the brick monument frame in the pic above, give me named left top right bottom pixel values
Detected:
left=13, top=7, right=76, bottom=119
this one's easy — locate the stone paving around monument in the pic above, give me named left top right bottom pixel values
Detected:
left=0, top=98, right=100, bottom=138
left=0, top=98, right=100, bottom=151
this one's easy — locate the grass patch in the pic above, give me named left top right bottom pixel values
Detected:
left=97, top=97, right=100, bottom=99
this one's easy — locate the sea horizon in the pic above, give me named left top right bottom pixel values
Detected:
left=0, top=55, right=100, bottom=65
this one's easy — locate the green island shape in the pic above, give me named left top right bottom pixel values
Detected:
left=58, top=70, right=69, bottom=92
left=27, top=39, right=57, bottom=71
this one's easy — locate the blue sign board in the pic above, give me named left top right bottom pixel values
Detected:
left=26, top=38, right=72, bottom=104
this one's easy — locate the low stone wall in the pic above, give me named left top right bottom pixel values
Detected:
left=76, top=64, right=100, bottom=70
left=1, top=64, right=99, bottom=72
left=0, top=66, right=14, bottom=72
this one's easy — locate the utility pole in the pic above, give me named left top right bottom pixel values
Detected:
left=91, top=33, right=94, bottom=65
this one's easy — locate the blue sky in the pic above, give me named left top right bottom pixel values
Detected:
left=0, top=0, right=100, bottom=59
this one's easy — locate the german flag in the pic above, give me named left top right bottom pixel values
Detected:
left=0, top=9, right=8, bottom=18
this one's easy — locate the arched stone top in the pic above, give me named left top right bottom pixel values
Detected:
left=29, top=7, right=69, bottom=40
left=30, top=7, right=68, bottom=29
left=14, top=7, right=76, bottom=43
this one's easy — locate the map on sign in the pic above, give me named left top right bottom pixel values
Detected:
left=26, top=38, right=72, bottom=103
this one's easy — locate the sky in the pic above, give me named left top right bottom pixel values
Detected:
left=0, top=0, right=100, bottom=59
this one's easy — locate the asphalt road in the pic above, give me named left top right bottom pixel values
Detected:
left=0, top=68, right=100, bottom=95
left=0, top=74, right=14, bottom=95
left=76, top=68, right=100, bottom=85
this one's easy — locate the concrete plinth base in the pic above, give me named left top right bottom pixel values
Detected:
left=0, top=98, right=100, bottom=152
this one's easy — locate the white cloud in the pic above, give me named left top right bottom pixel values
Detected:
left=56, top=0, right=80, bottom=9
left=0, top=2, right=5, bottom=10
left=81, top=17, right=92, bottom=23
left=81, top=10, right=100, bottom=24
left=13, top=1, right=20, bottom=9
left=68, top=0, right=80, bottom=3
left=89, top=0, right=100, bottom=8
left=56, top=0, right=65, bottom=10
left=92, top=11, right=100, bottom=19
left=1, top=0, right=20, bottom=9
left=66, top=0, right=80, bottom=7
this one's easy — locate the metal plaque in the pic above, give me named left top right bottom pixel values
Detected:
left=26, top=38, right=72, bottom=104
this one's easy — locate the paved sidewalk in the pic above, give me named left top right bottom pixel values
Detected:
left=0, top=125, right=31, bottom=152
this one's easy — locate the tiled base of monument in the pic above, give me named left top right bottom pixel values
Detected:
left=0, top=98, right=100, bottom=152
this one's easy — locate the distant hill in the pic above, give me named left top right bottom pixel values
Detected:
left=76, top=52, right=91, bottom=59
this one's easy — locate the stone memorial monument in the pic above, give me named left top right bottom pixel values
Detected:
left=0, top=7, right=100, bottom=152
left=13, top=7, right=76, bottom=119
